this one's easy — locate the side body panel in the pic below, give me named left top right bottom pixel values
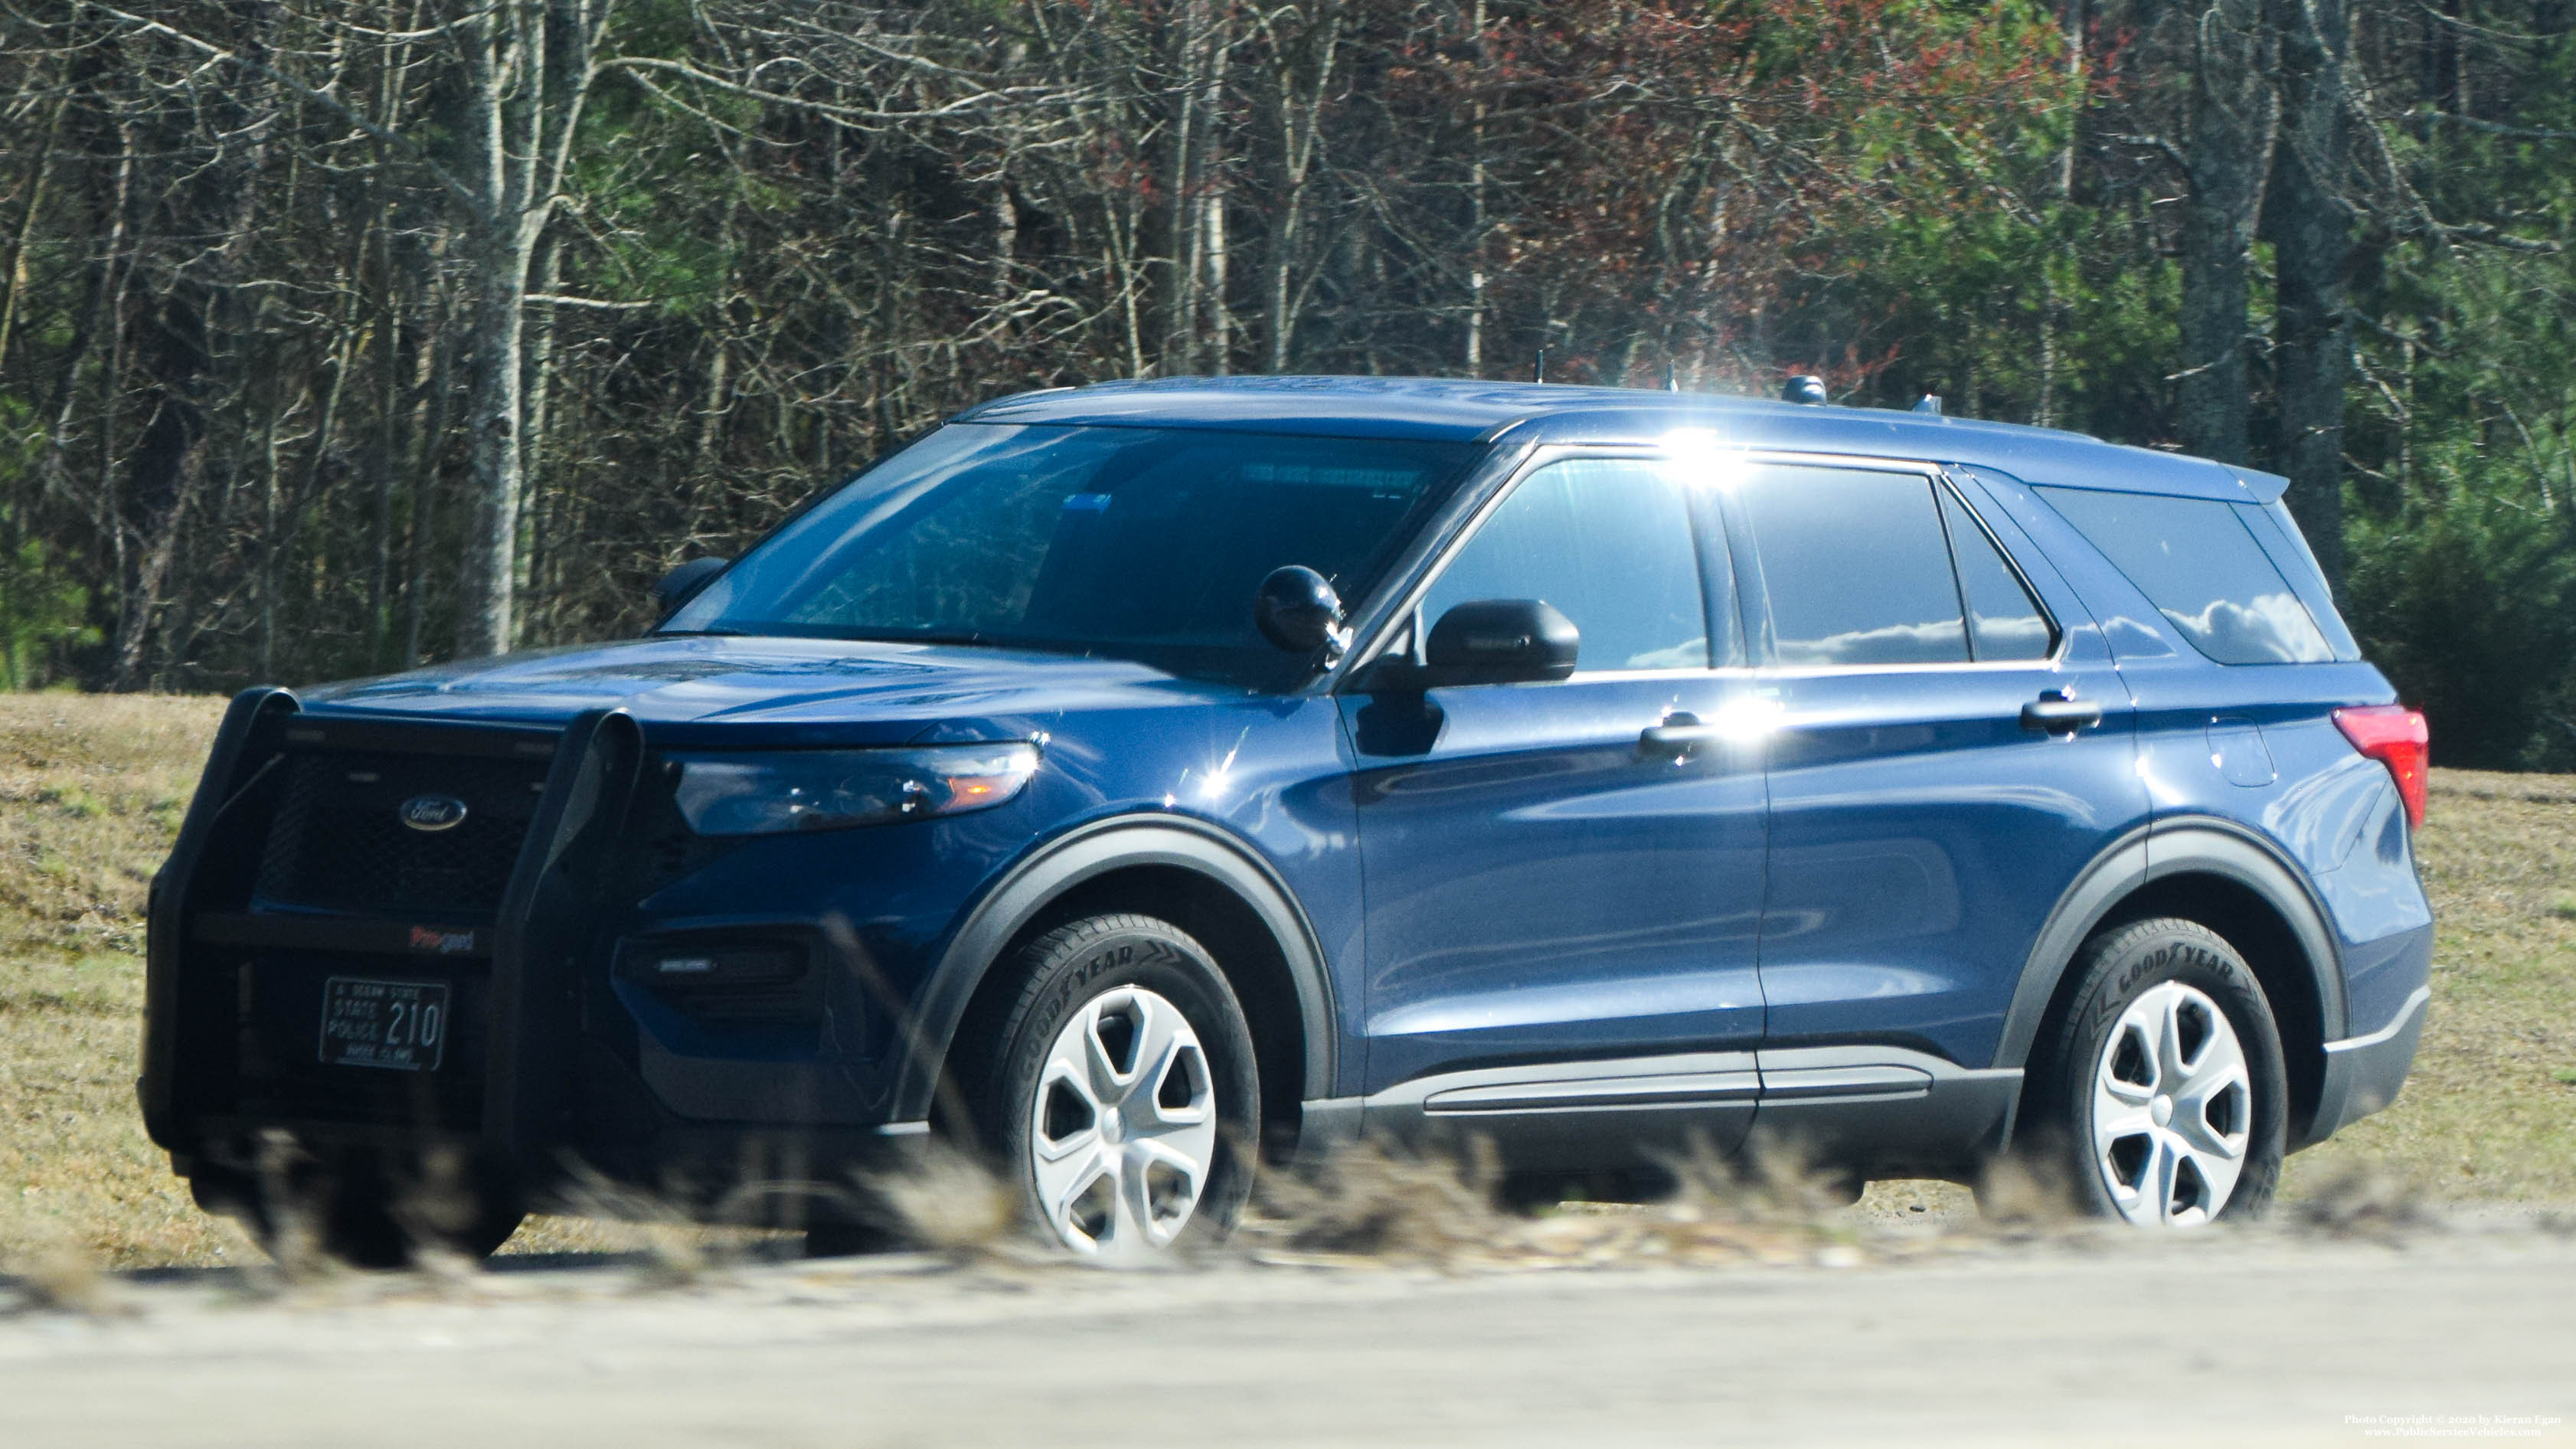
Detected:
left=1341, top=673, right=1770, bottom=1095
left=1965, top=463, right=2431, bottom=1044
left=1725, top=467, right=2149, bottom=1074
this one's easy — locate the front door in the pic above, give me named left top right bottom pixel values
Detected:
left=1344, top=454, right=1770, bottom=1159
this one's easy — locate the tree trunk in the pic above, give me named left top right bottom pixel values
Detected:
left=2176, top=0, right=2273, bottom=466
left=449, top=0, right=605, bottom=658
left=112, top=2, right=279, bottom=689
left=456, top=221, right=528, bottom=658
left=2266, top=0, right=2352, bottom=594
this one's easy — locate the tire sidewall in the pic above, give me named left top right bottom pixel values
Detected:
left=983, top=917, right=1261, bottom=1251
left=2045, top=921, right=2288, bottom=1223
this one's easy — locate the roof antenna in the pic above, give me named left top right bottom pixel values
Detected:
left=1911, top=391, right=1943, bottom=415
left=1532, top=348, right=1547, bottom=384
left=1664, top=360, right=1679, bottom=393
left=1780, top=375, right=1827, bottom=406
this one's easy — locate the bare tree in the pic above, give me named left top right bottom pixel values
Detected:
left=2176, top=0, right=2276, bottom=465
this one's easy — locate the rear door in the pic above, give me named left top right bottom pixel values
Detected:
left=1344, top=452, right=1770, bottom=1156
left=1719, top=459, right=2146, bottom=1094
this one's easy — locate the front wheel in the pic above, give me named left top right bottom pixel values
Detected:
left=976, top=914, right=1260, bottom=1264
left=2020, top=917, right=2288, bottom=1227
left=190, top=1153, right=525, bottom=1269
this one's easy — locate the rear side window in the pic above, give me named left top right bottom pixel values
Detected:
left=1940, top=489, right=2055, bottom=661
left=2241, top=500, right=2362, bottom=659
left=2035, top=487, right=2335, bottom=666
left=1736, top=466, right=1968, bottom=666
left=1421, top=458, right=1715, bottom=671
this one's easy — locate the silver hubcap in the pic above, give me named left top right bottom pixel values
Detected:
left=2091, top=980, right=2252, bottom=1226
left=1028, top=986, right=1217, bottom=1262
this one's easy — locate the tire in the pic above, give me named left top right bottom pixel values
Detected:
left=190, top=1154, right=525, bottom=1269
left=802, top=1219, right=902, bottom=1258
left=973, top=914, right=1260, bottom=1263
left=2018, top=917, right=2288, bottom=1226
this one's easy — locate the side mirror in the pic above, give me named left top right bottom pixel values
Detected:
left=655, top=555, right=730, bottom=619
left=1254, top=565, right=1349, bottom=655
left=1422, top=599, right=1579, bottom=685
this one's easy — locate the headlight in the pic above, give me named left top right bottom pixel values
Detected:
left=669, top=743, right=1039, bottom=836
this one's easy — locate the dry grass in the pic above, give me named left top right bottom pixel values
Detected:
left=2283, top=769, right=2576, bottom=1202
left=0, top=693, right=2568, bottom=1274
left=1, top=693, right=229, bottom=1267
left=1248, top=1136, right=1996, bottom=1271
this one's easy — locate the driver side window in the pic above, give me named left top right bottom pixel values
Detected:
left=1418, top=458, right=1723, bottom=672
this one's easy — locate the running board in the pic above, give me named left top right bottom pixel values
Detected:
left=1309, top=1045, right=2022, bottom=1178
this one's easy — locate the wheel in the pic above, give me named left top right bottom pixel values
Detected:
left=189, top=1153, right=525, bottom=1268
left=802, top=1219, right=901, bottom=1258
left=2022, top=917, right=2287, bottom=1226
left=976, top=914, right=1260, bottom=1264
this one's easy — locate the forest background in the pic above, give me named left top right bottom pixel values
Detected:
left=0, top=0, right=2571, bottom=769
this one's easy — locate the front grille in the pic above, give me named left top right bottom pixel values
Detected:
left=256, top=750, right=551, bottom=916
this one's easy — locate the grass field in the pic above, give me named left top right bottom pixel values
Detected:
left=2, top=692, right=2570, bottom=1267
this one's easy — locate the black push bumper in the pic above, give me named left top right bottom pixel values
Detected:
left=140, top=689, right=646, bottom=1190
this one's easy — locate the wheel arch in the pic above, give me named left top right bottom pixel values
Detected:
left=892, top=816, right=1338, bottom=1156
left=1996, top=819, right=2347, bottom=1144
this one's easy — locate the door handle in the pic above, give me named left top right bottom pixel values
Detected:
left=1640, top=711, right=1725, bottom=760
left=2021, top=691, right=2104, bottom=736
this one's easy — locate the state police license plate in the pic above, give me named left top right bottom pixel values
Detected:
left=319, top=977, right=450, bottom=1071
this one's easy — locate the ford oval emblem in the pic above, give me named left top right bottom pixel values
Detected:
left=398, top=794, right=469, bottom=832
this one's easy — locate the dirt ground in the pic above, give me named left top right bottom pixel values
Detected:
left=4, top=1215, right=2573, bottom=1447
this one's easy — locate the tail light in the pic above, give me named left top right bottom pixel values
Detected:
left=2332, top=705, right=2430, bottom=829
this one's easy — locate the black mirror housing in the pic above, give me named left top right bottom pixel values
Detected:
left=1419, top=598, right=1580, bottom=685
left=1254, top=564, right=1348, bottom=655
left=655, top=555, right=730, bottom=619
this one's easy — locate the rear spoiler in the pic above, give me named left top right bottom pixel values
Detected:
left=2229, top=466, right=2292, bottom=505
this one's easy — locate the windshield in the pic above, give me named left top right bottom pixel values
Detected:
left=662, top=423, right=1479, bottom=688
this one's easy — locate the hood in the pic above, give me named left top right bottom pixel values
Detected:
left=299, top=635, right=1228, bottom=746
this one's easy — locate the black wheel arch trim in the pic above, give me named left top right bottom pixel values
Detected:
left=889, top=814, right=1341, bottom=1124
left=1994, top=815, right=2349, bottom=1075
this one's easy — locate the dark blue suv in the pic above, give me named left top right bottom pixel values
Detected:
left=143, top=377, right=2433, bottom=1263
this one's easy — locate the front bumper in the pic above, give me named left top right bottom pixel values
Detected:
left=141, top=692, right=928, bottom=1209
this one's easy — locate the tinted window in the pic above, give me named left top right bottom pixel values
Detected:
left=2242, top=500, right=2362, bottom=659
left=1940, top=488, right=2055, bottom=661
left=1420, top=459, right=1712, bottom=672
left=1738, top=466, right=1968, bottom=666
left=2036, top=487, right=2334, bottom=665
left=663, top=424, right=1473, bottom=687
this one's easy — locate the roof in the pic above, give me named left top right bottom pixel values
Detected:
left=953, top=375, right=2289, bottom=504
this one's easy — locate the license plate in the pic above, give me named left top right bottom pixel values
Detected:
left=319, top=977, right=451, bottom=1071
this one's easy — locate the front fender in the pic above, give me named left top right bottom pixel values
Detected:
left=884, top=814, right=1340, bottom=1125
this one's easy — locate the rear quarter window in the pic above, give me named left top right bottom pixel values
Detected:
left=2035, top=487, right=2336, bottom=666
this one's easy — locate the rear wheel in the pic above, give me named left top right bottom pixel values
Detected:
left=2019, top=917, right=2287, bottom=1227
left=976, top=914, right=1260, bottom=1264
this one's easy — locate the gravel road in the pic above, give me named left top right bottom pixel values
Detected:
left=4, top=1219, right=2572, bottom=1447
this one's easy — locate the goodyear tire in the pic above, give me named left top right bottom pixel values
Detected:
left=976, top=914, right=1260, bottom=1263
left=2021, top=917, right=2288, bottom=1226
